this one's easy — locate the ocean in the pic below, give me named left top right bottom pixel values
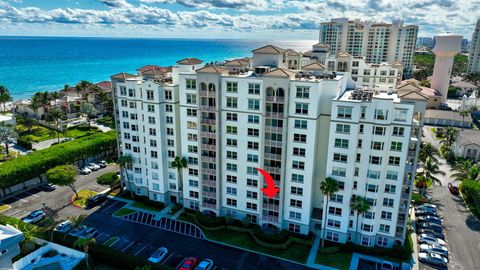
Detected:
left=0, top=36, right=317, bottom=100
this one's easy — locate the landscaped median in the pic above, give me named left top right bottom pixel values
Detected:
left=71, top=190, right=98, bottom=208
left=178, top=210, right=313, bottom=263
left=112, top=207, right=137, bottom=217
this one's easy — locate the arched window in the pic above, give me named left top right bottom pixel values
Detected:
left=266, top=87, right=275, bottom=97
left=328, top=61, right=335, bottom=71
left=276, top=88, right=285, bottom=97
left=200, top=83, right=207, bottom=91
left=208, top=83, right=215, bottom=92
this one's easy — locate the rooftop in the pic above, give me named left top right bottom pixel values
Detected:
left=251, top=44, right=286, bottom=54
left=176, top=58, right=203, bottom=65
left=457, top=129, right=480, bottom=146
left=425, top=109, right=472, bottom=122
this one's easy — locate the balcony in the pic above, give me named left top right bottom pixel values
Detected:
left=265, top=96, right=285, bottom=103
left=199, top=105, right=216, bottom=112
left=200, top=143, right=216, bottom=151
left=263, top=166, right=282, bottom=174
left=265, top=139, right=282, bottom=147
left=199, top=90, right=215, bottom=97
left=265, top=112, right=284, bottom=118
left=201, top=118, right=216, bottom=125
left=201, top=156, right=216, bottom=163
left=264, top=153, right=282, bottom=160
left=200, top=131, right=216, bottom=139
left=202, top=179, right=216, bottom=187
left=261, top=215, right=279, bottom=223
left=262, top=203, right=279, bottom=211
left=202, top=191, right=217, bottom=198
left=201, top=168, right=216, bottom=176
left=407, top=149, right=416, bottom=158
left=202, top=202, right=217, bottom=209
left=264, top=126, right=283, bottom=133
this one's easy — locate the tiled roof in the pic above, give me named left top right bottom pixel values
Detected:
left=95, top=81, right=112, bottom=92
left=252, top=45, right=286, bottom=54
left=302, top=62, right=327, bottom=71
left=196, top=65, right=227, bottom=74
left=224, top=58, right=249, bottom=67
left=458, top=129, right=480, bottom=146
left=336, top=51, right=351, bottom=58
left=425, top=109, right=472, bottom=122
left=312, top=42, right=330, bottom=49
left=137, top=65, right=162, bottom=71
left=398, top=90, right=428, bottom=100
left=111, top=72, right=137, bottom=80
left=452, top=81, right=477, bottom=89
left=263, top=68, right=296, bottom=78
left=176, top=58, right=203, bottom=65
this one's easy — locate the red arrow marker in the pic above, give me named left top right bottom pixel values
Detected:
left=256, top=167, right=280, bottom=199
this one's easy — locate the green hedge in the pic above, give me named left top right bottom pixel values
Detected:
left=194, top=211, right=226, bottom=227
left=16, top=138, right=32, bottom=150
left=169, top=203, right=183, bottom=215
left=0, top=131, right=117, bottom=188
left=460, top=180, right=480, bottom=218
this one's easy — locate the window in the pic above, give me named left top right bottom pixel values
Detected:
left=165, top=104, right=173, bottom=112
left=296, top=86, right=310, bottom=98
left=390, top=142, right=402, bottom=151
left=332, top=167, right=346, bottom=177
left=289, top=211, right=301, bottom=220
left=334, top=139, right=349, bottom=148
left=226, top=163, right=237, bottom=172
left=247, top=179, right=258, bottom=187
left=226, top=126, right=237, bottom=134
left=354, top=167, right=359, bottom=176
left=246, top=202, right=257, bottom=210
left=151, top=161, right=159, bottom=169
left=247, top=154, right=258, bottom=163
left=385, top=184, right=396, bottom=193
left=187, top=121, right=197, bottom=129
left=150, top=139, right=157, bottom=147
left=364, top=212, right=375, bottom=219
left=248, top=83, right=260, bottom=94
left=121, top=100, right=127, bottom=107
left=119, top=86, right=127, bottom=96
left=226, top=138, right=237, bottom=147
left=369, top=156, right=382, bottom=165
left=188, top=133, right=197, bottom=141
left=366, top=184, right=378, bottom=192
left=361, top=236, right=371, bottom=246
left=361, top=106, right=366, bottom=118
left=187, top=108, right=197, bottom=116
left=379, top=224, right=390, bottom=233
left=333, top=153, right=348, bottom=162
left=330, top=194, right=343, bottom=203
left=226, top=151, right=238, bottom=160
left=394, top=108, right=408, bottom=121
left=151, top=151, right=158, bottom=158
left=374, top=109, right=388, bottom=120
left=359, top=124, right=364, bottom=133
left=226, top=113, right=238, bottom=121
left=373, top=126, right=386, bottom=135
left=248, top=115, right=259, bottom=123
left=147, top=104, right=155, bottom=112
left=248, top=99, right=260, bottom=110
left=288, top=223, right=300, bottom=233
left=247, top=191, right=258, bottom=199
left=336, top=124, right=350, bottom=133
left=291, top=186, right=303, bottom=195
left=386, top=171, right=398, bottom=180
left=146, top=90, right=154, bottom=100
left=247, top=141, right=259, bottom=150
left=149, top=128, right=157, bottom=136
left=377, top=236, right=388, bottom=247
left=293, top=147, right=306, bottom=157
left=148, top=116, right=156, bottom=124
left=227, top=187, right=237, bottom=195
left=226, top=82, right=238, bottom=93
left=186, top=94, right=196, bottom=104
left=128, top=88, right=135, bottom=97
left=393, top=126, right=405, bottom=136
left=371, top=141, right=384, bottom=150
left=227, top=175, right=237, bottom=183
left=326, top=231, right=339, bottom=242
left=294, top=119, right=307, bottom=129
left=337, top=106, right=352, bottom=118
left=388, top=156, right=400, bottom=166
left=188, top=145, right=198, bottom=153
left=383, top=198, right=394, bottom=207
left=328, top=207, right=342, bottom=216
left=152, top=183, right=160, bottom=191
left=362, top=224, right=373, bottom=232
left=189, top=179, right=199, bottom=187
left=381, top=211, right=392, bottom=220
left=292, top=161, right=305, bottom=170
left=295, top=103, right=309, bottom=114
left=247, top=166, right=258, bottom=175
left=227, top=198, right=237, bottom=207
left=327, top=219, right=341, bottom=228
left=293, top=134, right=307, bottom=143
left=164, top=90, right=172, bottom=100
left=357, top=139, right=362, bottom=148
left=226, top=97, right=237, bottom=108
left=186, top=79, right=196, bottom=89
left=367, top=170, right=380, bottom=179
left=248, top=128, right=259, bottom=137
left=129, top=102, right=136, bottom=109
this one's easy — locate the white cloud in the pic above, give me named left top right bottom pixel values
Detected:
left=140, top=0, right=271, bottom=11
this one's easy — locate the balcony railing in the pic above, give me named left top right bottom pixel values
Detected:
left=263, top=166, right=282, bottom=174
left=201, top=168, right=216, bottom=176
left=202, top=191, right=217, bottom=198
left=200, top=131, right=216, bottom=138
left=265, top=112, right=284, bottom=118
left=199, top=90, right=215, bottom=97
left=200, top=143, right=216, bottom=151
left=265, top=96, right=285, bottom=103
left=202, top=202, right=217, bottom=209
left=262, top=203, right=279, bottom=211
left=202, top=180, right=216, bottom=187
left=264, top=153, right=282, bottom=160
left=199, top=105, right=216, bottom=112
left=265, top=139, right=282, bottom=147
left=264, top=126, right=283, bottom=133
left=201, top=118, right=216, bottom=125
left=201, top=156, right=216, bottom=163
left=261, top=215, right=279, bottom=223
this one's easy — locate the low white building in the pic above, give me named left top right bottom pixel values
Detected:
left=0, top=224, right=24, bottom=269
left=13, top=241, right=85, bottom=270
left=454, top=129, right=480, bottom=162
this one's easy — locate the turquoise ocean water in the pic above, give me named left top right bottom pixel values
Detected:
left=0, top=37, right=316, bottom=100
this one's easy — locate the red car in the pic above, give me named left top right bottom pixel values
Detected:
left=177, top=257, right=198, bottom=270
left=448, top=182, right=459, bottom=195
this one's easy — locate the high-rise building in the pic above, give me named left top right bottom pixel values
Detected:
left=416, top=37, right=434, bottom=48
left=111, top=44, right=425, bottom=247
left=319, top=18, right=418, bottom=77
left=467, top=18, right=480, bottom=74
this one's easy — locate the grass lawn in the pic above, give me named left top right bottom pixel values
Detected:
left=103, top=236, right=120, bottom=247
left=315, top=251, right=352, bottom=270
left=71, top=190, right=98, bottom=207
left=17, top=124, right=100, bottom=143
left=112, top=208, right=136, bottom=217
left=131, top=201, right=165, bottom=212
left=204, top=229, right=311, bottom=263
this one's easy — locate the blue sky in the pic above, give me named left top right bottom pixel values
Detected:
left=0, top=0, right=479, bottom=40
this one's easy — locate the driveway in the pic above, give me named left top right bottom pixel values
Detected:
left=0, top=163, right=119, bottom=221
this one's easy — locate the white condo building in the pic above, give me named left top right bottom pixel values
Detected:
left=111, top=43, right=425, bottom=247
left=467, top=18, right=480, bottom=73
left=319, top=18, right=418, bottom=77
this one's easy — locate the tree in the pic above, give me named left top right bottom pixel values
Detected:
left=415, top=172, right=430, bottom=195
left=97, top=172, right=120, bottom=190
left=81, top=102, right=98, bottom=130
left=419, top=142, right=440, bottom=163
left=23, top=117, right=36, bottom=132
left=451, top=159, right=480, bottom=181
left=0, top=124, right=17, bottom=156
left=319, top=177, right=339, bottom=248
left=68, top=215, right=86, bottom=228
left=0, top=86, right=12, bottom=114
left=74, top=237, right=96, bottom=269
left=76, top=80, right=92, bottom=99
left=350, top=196, right=371, bottom=244
left=459, top=110, right=470, bottom=129
left=46, top=165, right=78, bottom=198
left=423, top=157, right=446, bottom=186
left=48, top=107, right=64, bottom=142
left=442, top=126, right=459, bottom=149
left=117, top=155, right=134, bottom=198
left=171, top=156, right=188, bottom=206
left=13, top=221, right=37, bottom=253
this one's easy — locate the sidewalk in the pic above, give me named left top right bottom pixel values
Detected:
left=109, top=195, right=174, bottom=219
left=305, top=235, right=338, bottom=270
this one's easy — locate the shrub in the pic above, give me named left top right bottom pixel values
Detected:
left=169, top=203, right=183, bottom=215
left=194, top=211, right=225, bottom=227
left=252, top=226, right=290, bottom=244
left=97, top=172, right=120, bottom=190
left=460, top=180, right=480, bottom=217
left=16, top=138, right=32, bottom=150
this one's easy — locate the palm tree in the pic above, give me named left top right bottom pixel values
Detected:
left=0, top=85, right=12, bottom=114
left=14, top=221, right=37, bottom=253
left=48, top=108, right=64, bottom=143
left=459, top=110, right=470, bottom=129
left=0, top=124, right=17, bottom=156
left=74, top=237, right=96, bottom=269
left=50, top=91, right=60, bottom=106
left=451, top=159, right=480, bottom=181
left=117, top=154, right=134, bottom=198
left=442, top=126, right=459, bottom=149
left=68, top=215, right=86, bottom=228
left=319, top=177, right=339, bottom=248
left=350, top=196, right=371, bottom=244
left=415, top=172, right=430, bottom=195
left=423, top=157, right=446, bottom=186
left=419, top=142, right=440, bottom=163
left=30, top=93, right=43, bottom=119
left=171, top=156, right=188, bottom=206
left=76, top=80, right=92, bottom=100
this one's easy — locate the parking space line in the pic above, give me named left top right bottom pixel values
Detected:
left=101, top=200, right=119, bottom=213
left=134, top=244, right=148, bottom=256
left=24, top=191, right=40, bottom=198
left=163, top=253, right=174, bottom=264
left=121, top=241, right=134, bottom=252
left=13, top=197, right=28, bottom=203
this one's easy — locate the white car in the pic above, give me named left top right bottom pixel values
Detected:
left=195, top=259, right=214, bottom=270
left=98, top=160, right=108, bottom=168
left=419, top=244, right=449, bottom=258
left=80, top=167, right=92, bottom=175
left=22, top=210, right=46, bottom=224
left=87, top=163, right=100, bottom=171
left=418, top=234, right=446, bottom=246
left=418, top=252, right=448, bottom=267
left=148, top=247, right=168, bottom=263
left=54, top=220, right=73, bottom=233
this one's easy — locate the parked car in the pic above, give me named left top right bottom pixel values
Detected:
left=416, top=229, right=445, bottom=240
left=148, top=247, right=168, bottom=264
left=417, top=222, right=443, bottom=233
left=80, top=167, right=92, bottom=175
left=417, top=215, right=442, bottom=225
left=78, top=227, right=97, bottom=239
left=448, top=182, right=459, bottom=195
left=98, top=160, right=108, bottom=168
left=68, top=225, right=88, bottom=237
left=418, top=234, right=446, bottom=246
left=380, top=262, right=393, bottom=270
left=22, top=210, right=46, bottom=224
left=418, top=252, right=448, bottom=267
left=415, top=209, right=438, bottom=217
left=416, top=203, right=437, bottom=212
left=85, top=194, right=108, bottom=209
left=54, top=220, right=73, bottom=233
left=87, top=163, right=100, bottom=171
left=194, top=259, right=214, bottom=270
left=37, top=183, right=56, bottom=192
left=419, top=244, right=449, bottom=258
left=178, top=257, right=198, bottom=270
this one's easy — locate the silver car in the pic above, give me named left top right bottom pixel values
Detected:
left=148, top=247, right=168, bottom=264
left=419, top=252, right=448, bottom=267
left=418, top=234, right=446, bottom=246
left=419, top=244, right=448, bottom=258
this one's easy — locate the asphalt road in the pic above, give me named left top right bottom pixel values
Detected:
left=1, top=164, right=119, bottom=221
left=84, top=202, right=312, bottom=270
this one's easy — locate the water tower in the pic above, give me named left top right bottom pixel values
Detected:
left=431, top=33, right=463, bottom=103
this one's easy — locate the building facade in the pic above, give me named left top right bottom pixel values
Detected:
left=319, top=18, right=418, bottom=77
left=112, top=44, right=425, bottom=247
left=468, top=18, right=480, bottom=74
